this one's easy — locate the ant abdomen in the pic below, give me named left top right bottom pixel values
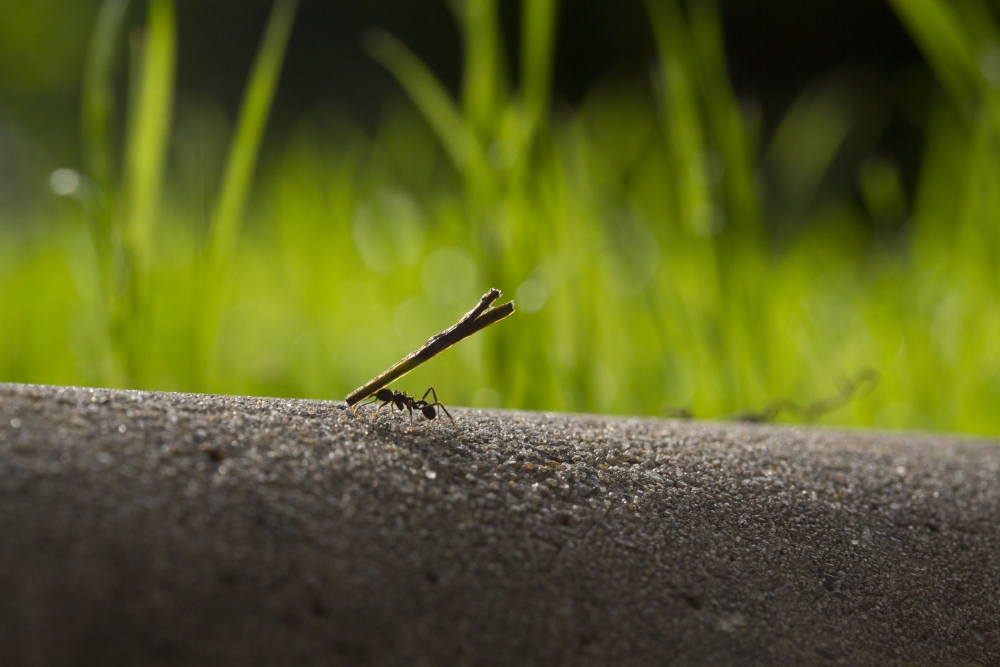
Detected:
left=421, top=405, right=437, bottom=420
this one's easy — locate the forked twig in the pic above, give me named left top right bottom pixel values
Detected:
left=728, top=368, right=880, bottom=423
left=345, top=288, right=515, bottom=408
left=661, top=368, right=880, bottom=424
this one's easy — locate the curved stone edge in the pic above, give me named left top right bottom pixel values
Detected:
left=0, top=382, right=998, bottom=666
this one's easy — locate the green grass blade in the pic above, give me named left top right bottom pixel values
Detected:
left=122, top=0, right=175, bottom=272
left=887, top=0, right=983, bottom=109
left=195, top=0, right=298, bottom=387
left=82, top=0, right=131, bottom=198
left=764, top=74, right=862, bottom=211
left=363, top=28, right=487, bottom=181
left=889, top=0, right=1000, bottom=131
left=520, top=0, right=558, bottom=131
left=208, top=0, right=299, bottom=263
left=688, top=0, right=760, bottom=240
left=458, top=0, right=507, bottom=138
left=112, top=0, right=176, bottom=385
left=645, top=0, right=713, bottom=236
left=80, top=0, right=132, bottom=304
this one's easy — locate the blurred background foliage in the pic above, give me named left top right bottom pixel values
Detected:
left=2, top=0, right=1000, bottom=434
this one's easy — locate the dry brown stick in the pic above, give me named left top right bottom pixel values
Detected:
left=345, top=288, right=515, bottom=408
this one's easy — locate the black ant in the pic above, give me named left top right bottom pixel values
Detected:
left=358, top=387, right=453, bottom=428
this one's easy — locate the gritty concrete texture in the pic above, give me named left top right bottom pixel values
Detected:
left=0, top=383, right=998, bottom=666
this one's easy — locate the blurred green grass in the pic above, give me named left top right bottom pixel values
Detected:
left=4, top=0, right=1000, bottom=434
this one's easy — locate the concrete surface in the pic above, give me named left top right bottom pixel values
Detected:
left=0, top=382, right=998, bottom=666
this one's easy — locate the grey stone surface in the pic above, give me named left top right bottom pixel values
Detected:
left=0, top=382, right=998, bottom=666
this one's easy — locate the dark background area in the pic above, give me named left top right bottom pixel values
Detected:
left=184, top=0, right=922, bottom=130
left=1, top=0, right=923, bottom=162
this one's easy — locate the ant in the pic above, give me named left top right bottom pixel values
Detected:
left=357, top=387, right=453, bottom=428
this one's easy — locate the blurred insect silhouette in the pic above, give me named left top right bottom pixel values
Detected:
left=359, top=387, right=453, bottom=428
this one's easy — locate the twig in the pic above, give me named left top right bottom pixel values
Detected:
left=345, top=288, right=515, bottom=407
left=728, top=368, right=880, bottom=423
left=660, top=368, right=880, bottom=424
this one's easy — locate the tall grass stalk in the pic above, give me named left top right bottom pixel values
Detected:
left=117, top=0, right=176, bottom=384
left=199, top=0, right=299, bottom=385
left=76, top=0, right=296, bottom=387
left=83, top=0, right=131, bottom=203
left=78, top=0, right=177, bottom=386
left=81, top=0, right=131, bottom=313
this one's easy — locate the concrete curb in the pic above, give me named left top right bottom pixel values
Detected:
left=1, top=383, right=998, bottom=665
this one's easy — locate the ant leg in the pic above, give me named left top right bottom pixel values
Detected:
left=353, top=394, right=378, bottom=415
left=370, top=400, right=391, bottom=422
left=407, top=405, right=414, bottom=430
left=432, top=402, right=454, bottom=421
left=421, top=387, right=438, bottom=404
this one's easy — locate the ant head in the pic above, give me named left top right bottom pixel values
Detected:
left=421, top=405, right=437, bottom=420
left=374, top=388, right=394, bottom=401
